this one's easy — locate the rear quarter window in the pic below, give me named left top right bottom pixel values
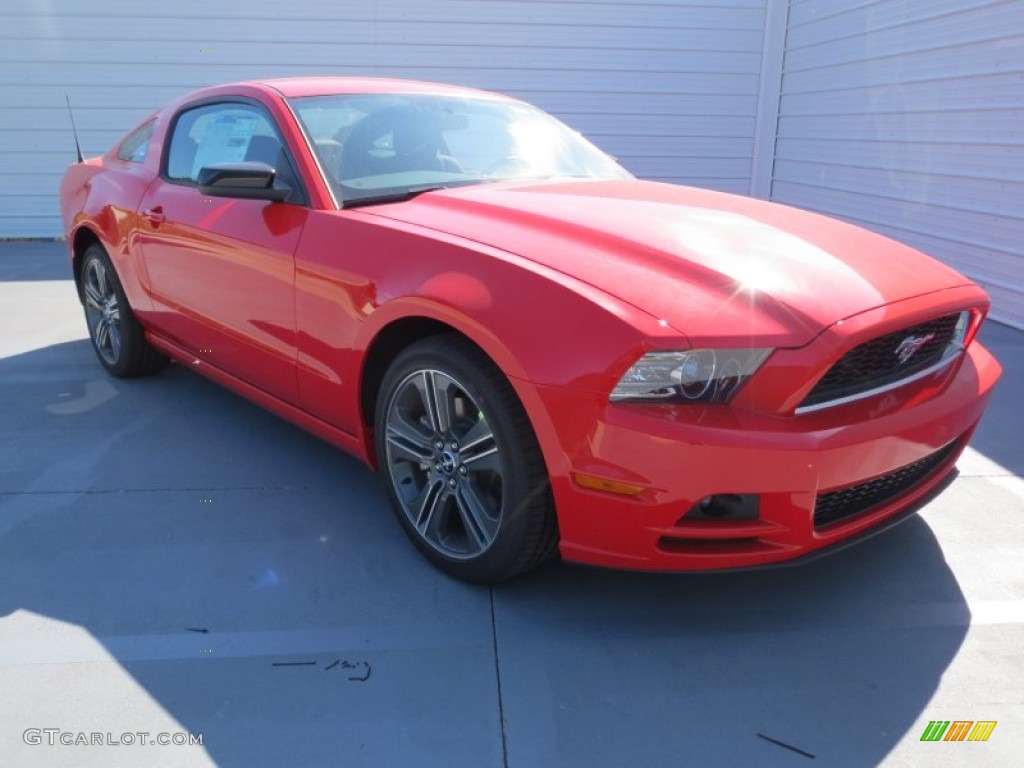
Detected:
left=116, top=120, right=154, bottom=163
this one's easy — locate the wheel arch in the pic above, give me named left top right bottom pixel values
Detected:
left=70, top=224, right=103, bottom=299
left=356, top=308, right=541, bottom=471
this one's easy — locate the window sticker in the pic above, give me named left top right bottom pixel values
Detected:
left=191, top=112, right=258, bottom=178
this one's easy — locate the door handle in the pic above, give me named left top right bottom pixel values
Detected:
left=143, top=206, right=166, bottom=225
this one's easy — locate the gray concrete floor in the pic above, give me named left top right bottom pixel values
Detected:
left=1, top=242, right=1021, bottom=768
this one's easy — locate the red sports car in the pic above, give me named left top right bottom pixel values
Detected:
left=60, top=77, right=1001, bottom=581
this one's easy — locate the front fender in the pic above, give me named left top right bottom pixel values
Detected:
left=346, top=208, right=679, bottom=390
left=294, top=208, right=684, bottom=461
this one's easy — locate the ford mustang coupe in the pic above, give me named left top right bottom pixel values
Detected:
left=60, top=77, right=1002, bottom=581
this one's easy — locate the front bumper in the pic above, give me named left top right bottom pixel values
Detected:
left=525, top=339, right=1001, bottom=571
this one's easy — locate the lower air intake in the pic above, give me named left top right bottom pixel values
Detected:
left=814, top=439, right=961, bottom=529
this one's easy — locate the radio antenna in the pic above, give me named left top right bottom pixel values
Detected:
left=64, top=94, right=84, bottom=163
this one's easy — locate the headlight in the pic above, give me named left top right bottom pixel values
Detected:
left=949, top=310, right=970, bottom=351
left=610, top=349, right=772, bottom=403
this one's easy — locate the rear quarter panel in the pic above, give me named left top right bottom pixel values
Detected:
left=60, top=152, right=160, bottom=312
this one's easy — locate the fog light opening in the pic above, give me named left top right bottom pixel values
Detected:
left=685, top=494, right=760, bottom=520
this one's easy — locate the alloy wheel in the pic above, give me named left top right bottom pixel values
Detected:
left=383, top=369, right=504, bottom=559
left=83, top=257, right=122, bottom=365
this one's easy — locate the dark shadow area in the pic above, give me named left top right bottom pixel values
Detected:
left=495, top=518, right=968, bottom=767
left=969, top=320, right=1024, bottom=475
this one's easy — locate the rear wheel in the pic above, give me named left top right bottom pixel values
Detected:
left=80, top=243, right=166, bottom=378
left=375, top=335, right=558, bottom=582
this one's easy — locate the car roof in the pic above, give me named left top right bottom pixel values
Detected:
left=253, top=76, right=514, bottom=101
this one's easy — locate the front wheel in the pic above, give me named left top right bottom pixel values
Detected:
left=375, top=335, right=558, bottom=582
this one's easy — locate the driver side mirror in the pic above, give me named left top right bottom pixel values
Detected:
left=197, top=161, right=290, bottom=202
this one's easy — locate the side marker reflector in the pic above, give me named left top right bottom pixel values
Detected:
left=573, top=473, right=646, bottom=497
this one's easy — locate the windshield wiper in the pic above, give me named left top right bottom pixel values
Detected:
left=341, top=185, right=448, bottom=209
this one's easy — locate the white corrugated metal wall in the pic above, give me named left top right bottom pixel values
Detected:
left=0, top=0, right=767, bottom=238
left=4, top=0, right=1021, bottom=327
left=771, top=0, right=1024, bottom=329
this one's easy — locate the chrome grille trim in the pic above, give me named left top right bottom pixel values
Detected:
left=795, top=348, right=965, bottom=414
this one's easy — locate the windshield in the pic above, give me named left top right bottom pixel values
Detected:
left=287, top=92, right=632, bottom=206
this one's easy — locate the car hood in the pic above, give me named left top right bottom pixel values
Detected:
left=359, top=179, right=970, bottom=347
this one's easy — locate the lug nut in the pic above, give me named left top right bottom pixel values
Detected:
left=450, top=441, right=459, bottom=451
left=448, top=478, right=457, bottom=488
left=459, top=466, right=468, bottom=476
left=435, top=440, right=444, bottom=450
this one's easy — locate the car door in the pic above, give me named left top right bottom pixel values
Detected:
left=137, top=99, right=308, bottom=404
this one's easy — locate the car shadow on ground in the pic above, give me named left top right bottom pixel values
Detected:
left=968, top=320, right=1024, bottom=475
left=496, top=517, right=969, bottom=766
left=0, top=337, right=977, bottom=767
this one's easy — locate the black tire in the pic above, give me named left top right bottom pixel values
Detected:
left=80, top=243, right=167, bottom=378
left=375, top=334, right=559, bottom=582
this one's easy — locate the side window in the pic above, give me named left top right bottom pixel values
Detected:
left=165, top=102, right=300, bottom=196
left=117, top=120, right=154, bottom=163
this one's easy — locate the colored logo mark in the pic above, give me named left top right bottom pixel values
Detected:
left=920, top=720, right=997, bottom=742
left=895, top=333, right=935, bottom=364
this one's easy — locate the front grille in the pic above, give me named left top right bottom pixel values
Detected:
left=800, top=313, right=962, bottom=410
left=814, top=439, right=960, bottom=529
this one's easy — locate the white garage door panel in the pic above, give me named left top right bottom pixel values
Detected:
left=0, top=218, right=60, bottom=240
left=785, top=0, right=1008, bottom=46
left=614, top=138, right=753, bottom=161
left=0, top=0, right=768, bottom=239
left=519, top=92, right=758, bottom=117
left=787, top=0, right=1015, bottom=51
left=3, top=49, right=761, bottom=77
left=2, top=12, right=764, bottom=39
left=773, top=0, right=1024, bottom=329
left=773, top=162, right=1023, bottom=219
left=777, top=109, right=1024, bottom=140
left=0, top=108, right=157, bottom=133
left=781, top=38, right=1023, bottom=92
left=787, top=23, right=1013, bottom=71
left=5, top=131, right=127, bottom=154
left=630, top=161, right=753, bottom=185
left=774, top=138, right=1024, bottom=181
left=6, top=175, right=71, bottom=198
left=2, top=0, right=767, bottom=30
left=771, top=181, right=1023, bottom=257
left=780, top=71, right=1024, bottom=115
left=5, top=196, right=57, bottom=219
left=984, top=285, right=1024, bottom=332
left=0, top=84, right=188, bottom=110
left=0, top=35, right=767, bottom=64
left=1, top=0, right=766, bottom=28
left=560, top=115, right=756, bottom=137
left=11, top=63, right=762, bottom=95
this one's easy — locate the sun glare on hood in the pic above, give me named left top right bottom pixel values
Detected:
left=666, top=209, right=884, bottom=306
